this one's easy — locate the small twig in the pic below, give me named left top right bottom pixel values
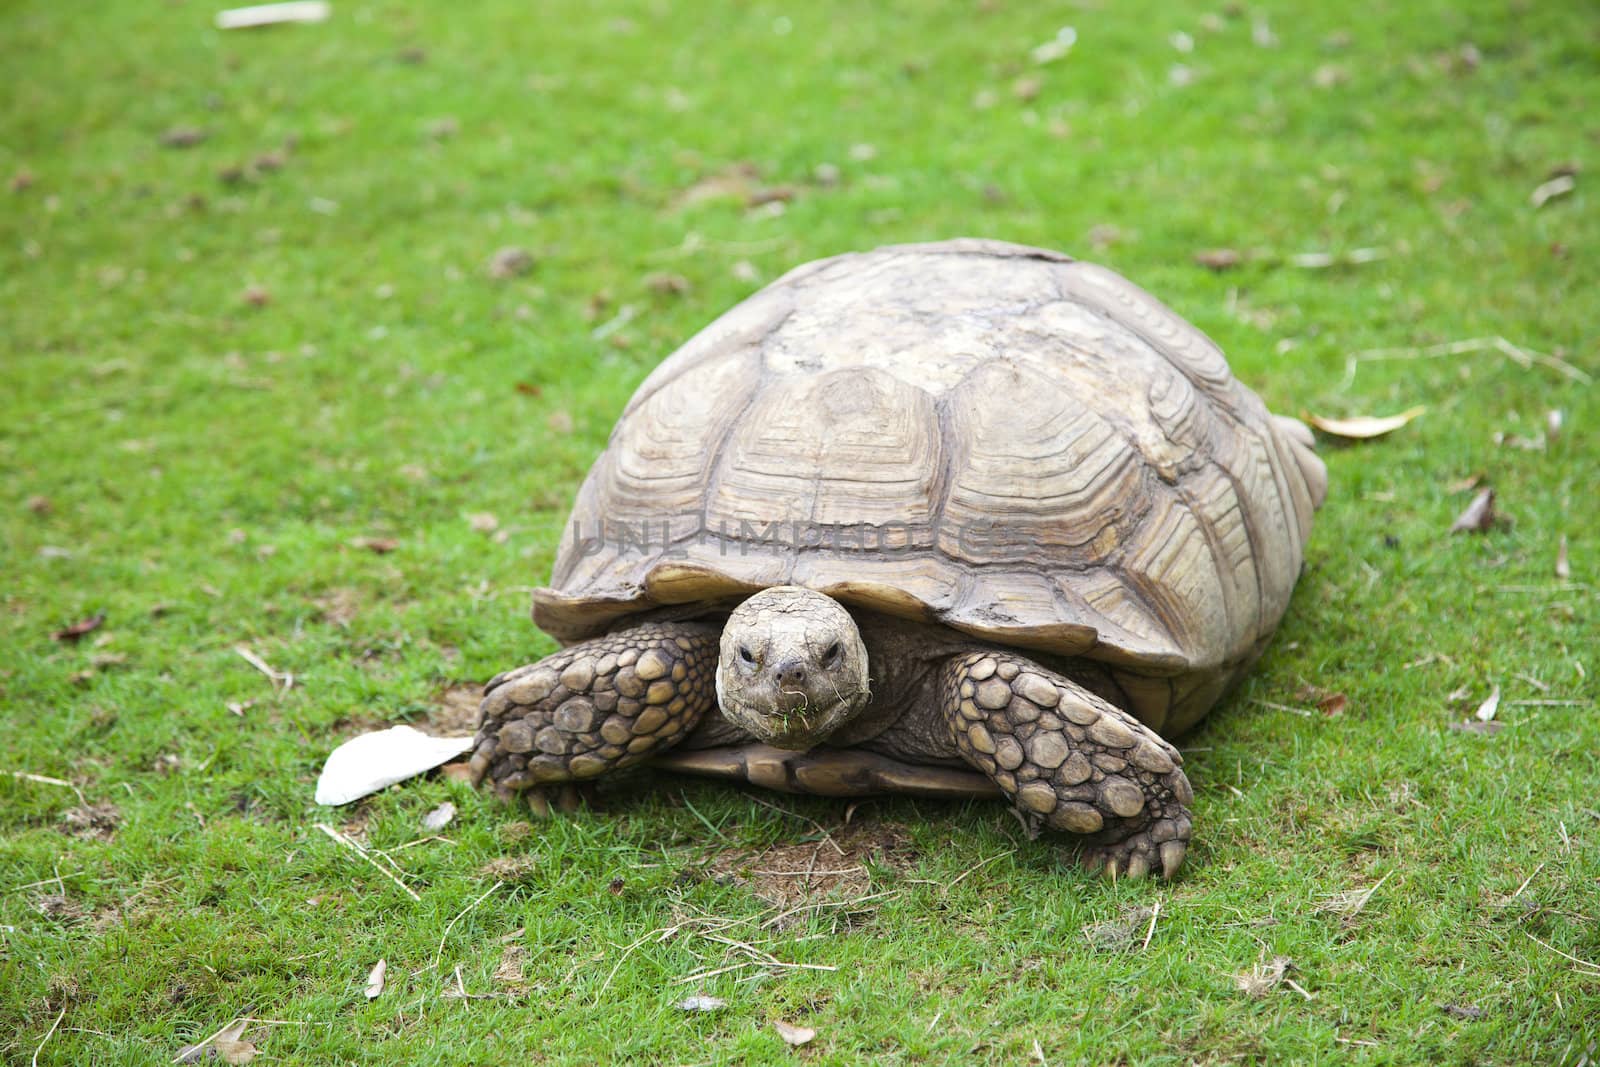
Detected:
left=674, top=958, right=837, bottom=983
left=1507, top=700, right=1589, bottom=707
left=1253, top=699, right=1314, bottom=718
left=8, top=771, right=87, bottom=806
left=235, top=645, right=293, bottom=692
left=1343, top=335, right=1593, bottom=388
left=596, top=926, right=669, bottom=1002
left=925, top=1011, right=943, bottom=1034
left=590, top=304, right=637, bottom=341
left=744, top=793, right=846, bottom=856
left=760, top=889, right=899, bottom=930
left=33, top=1008, right=65, bottom=1067
left=678, top=792, right=730, bottom=843
left=1283, top=978, right=1315, bottom=1001
left=1140, top=900, right=1162, bottom=951
left=1511, top=863, right=1545, bottom=900
left=8, top=872, right=82, bottom=895
left=1524, top=932, right=1600, bottom=975
left=433, top=881, right=504, bottom=971
left=171, top=1019, right=242, bottom=1064
left=945, top=849, right=1017, bottom=892
left=313, top=823, right=421, bottom=902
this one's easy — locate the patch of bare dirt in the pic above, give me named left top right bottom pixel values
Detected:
left=60, top=802, right=120, bottom=841
left=427, top=683, right=483, bottom=736
left=707, top=819, right=914, bottom=907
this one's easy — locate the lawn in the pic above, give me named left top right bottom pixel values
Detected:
left=2, top=0, right=1597, bottom=1063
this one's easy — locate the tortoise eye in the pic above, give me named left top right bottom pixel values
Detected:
left=823, top=642, right=841, bottom=663
left=739, top=645, right=756, bottom=664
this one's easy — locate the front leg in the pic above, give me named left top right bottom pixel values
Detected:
left=940, top=652, right=1194, bottom=879
left=470, top=622, right=720, bottom=814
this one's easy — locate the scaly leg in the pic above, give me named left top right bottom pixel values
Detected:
left=471, top=622, right=720, bottom=814
left=940, top=651, right=1194, bottom=879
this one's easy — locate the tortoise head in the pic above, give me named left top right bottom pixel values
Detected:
left=716, top=586, right=871, bottom=750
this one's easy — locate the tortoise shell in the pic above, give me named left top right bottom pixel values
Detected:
left=532, top=239, right=1325, bottom=734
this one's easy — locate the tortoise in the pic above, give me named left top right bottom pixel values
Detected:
left=470, top=238, right=1326, bottom=879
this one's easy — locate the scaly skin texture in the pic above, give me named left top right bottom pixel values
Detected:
left=470, top=622, right=720, bottom=814
left=941, top=651, right=1194, bottom=879
left=475, top=603, right=1195, bottom=878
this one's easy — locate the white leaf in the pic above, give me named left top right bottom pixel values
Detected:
left=1475, top=686, right=1501, bottom=723
left=773, top=1020, right=816, bottom=1046
left=422, top=802, right=457, bottom=831
left=676, top=995, right=727, bottom=1012
left=1530, top=174, right=1574, bottom=208
left=366, top=959, right=387, bottom=1000
left=314, top=726, right=474, bottom=805
left=215, top=2, right=331, bottom=31
left=1307, top=406, right=1426, bottom=439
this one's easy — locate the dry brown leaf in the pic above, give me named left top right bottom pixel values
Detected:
left=240, top=285, right=271, bottom=307
left=673, top=161, right=761, bottom=209
left=1235, top=956, right=1290, bottom=997
left=176, top=1019, right=250, bottom=1064
left=467, top=512, right=499, bottom=533
left=1307, top=405, right=1426, bottom=439
left=547, top=411, right=575, bottom=435
left=487, top=246, right=534, bottom=279
left=439, top=761, right=475, bottom=784
left=214, top=1037, right=258, bottom=1065
left=1446, top=474, right=1483, bottom=494
left=1317, top=692, right=1348, bottom=717
left=365, top=958, right=387, bottom=1000
left=1311, top=63, right=1348, bottom=88
left=747, top=185, right=798, bottom=208
left=26, top=494, right=52, bottom=514
left=480, top=856, right=539, bottom=882
left=645, top=272, right=692, bottom=296
left=1449, top=488, right=1496, bottom=534
left=350, top=536, right=400, bottom=554
left=160, top=126, right=208, bottom=148
left=52, top=612, right=105, bottom=642
left=1555, top=535, right=1570, bottom=579
left=1194, top=248, right=1241, bottom=270
left=493, top=943, right=528, bottom=988
left=773, top=1020, right=817, bottom=1046
left=1442, top=1003, right=1486, bottom=1020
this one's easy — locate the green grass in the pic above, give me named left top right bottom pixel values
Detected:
left=3, top=0, right=1597, bottom=1062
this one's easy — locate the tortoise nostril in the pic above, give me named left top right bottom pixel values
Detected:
left=773, top=658, right=808, bottom=689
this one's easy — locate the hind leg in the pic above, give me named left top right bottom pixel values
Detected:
left=939, top=651, right=1194, bottom=879
left=471, top=623, right=720, bottom=813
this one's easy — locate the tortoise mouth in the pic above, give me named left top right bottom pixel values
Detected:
left=727, top=693, right=861, bottom=751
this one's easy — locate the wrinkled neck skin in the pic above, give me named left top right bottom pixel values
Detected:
left=715, top=586, right=871, bottom=750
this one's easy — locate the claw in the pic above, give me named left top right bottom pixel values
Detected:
left=1124, top=851, right=1151, bottom=880
left=1160, top=840, right=1186, bottom=879
left=467, top=737, right=495, bottom=787
left=525, top=788, right=552, bottom=819
left=554, top=783, right=583, bottom=814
